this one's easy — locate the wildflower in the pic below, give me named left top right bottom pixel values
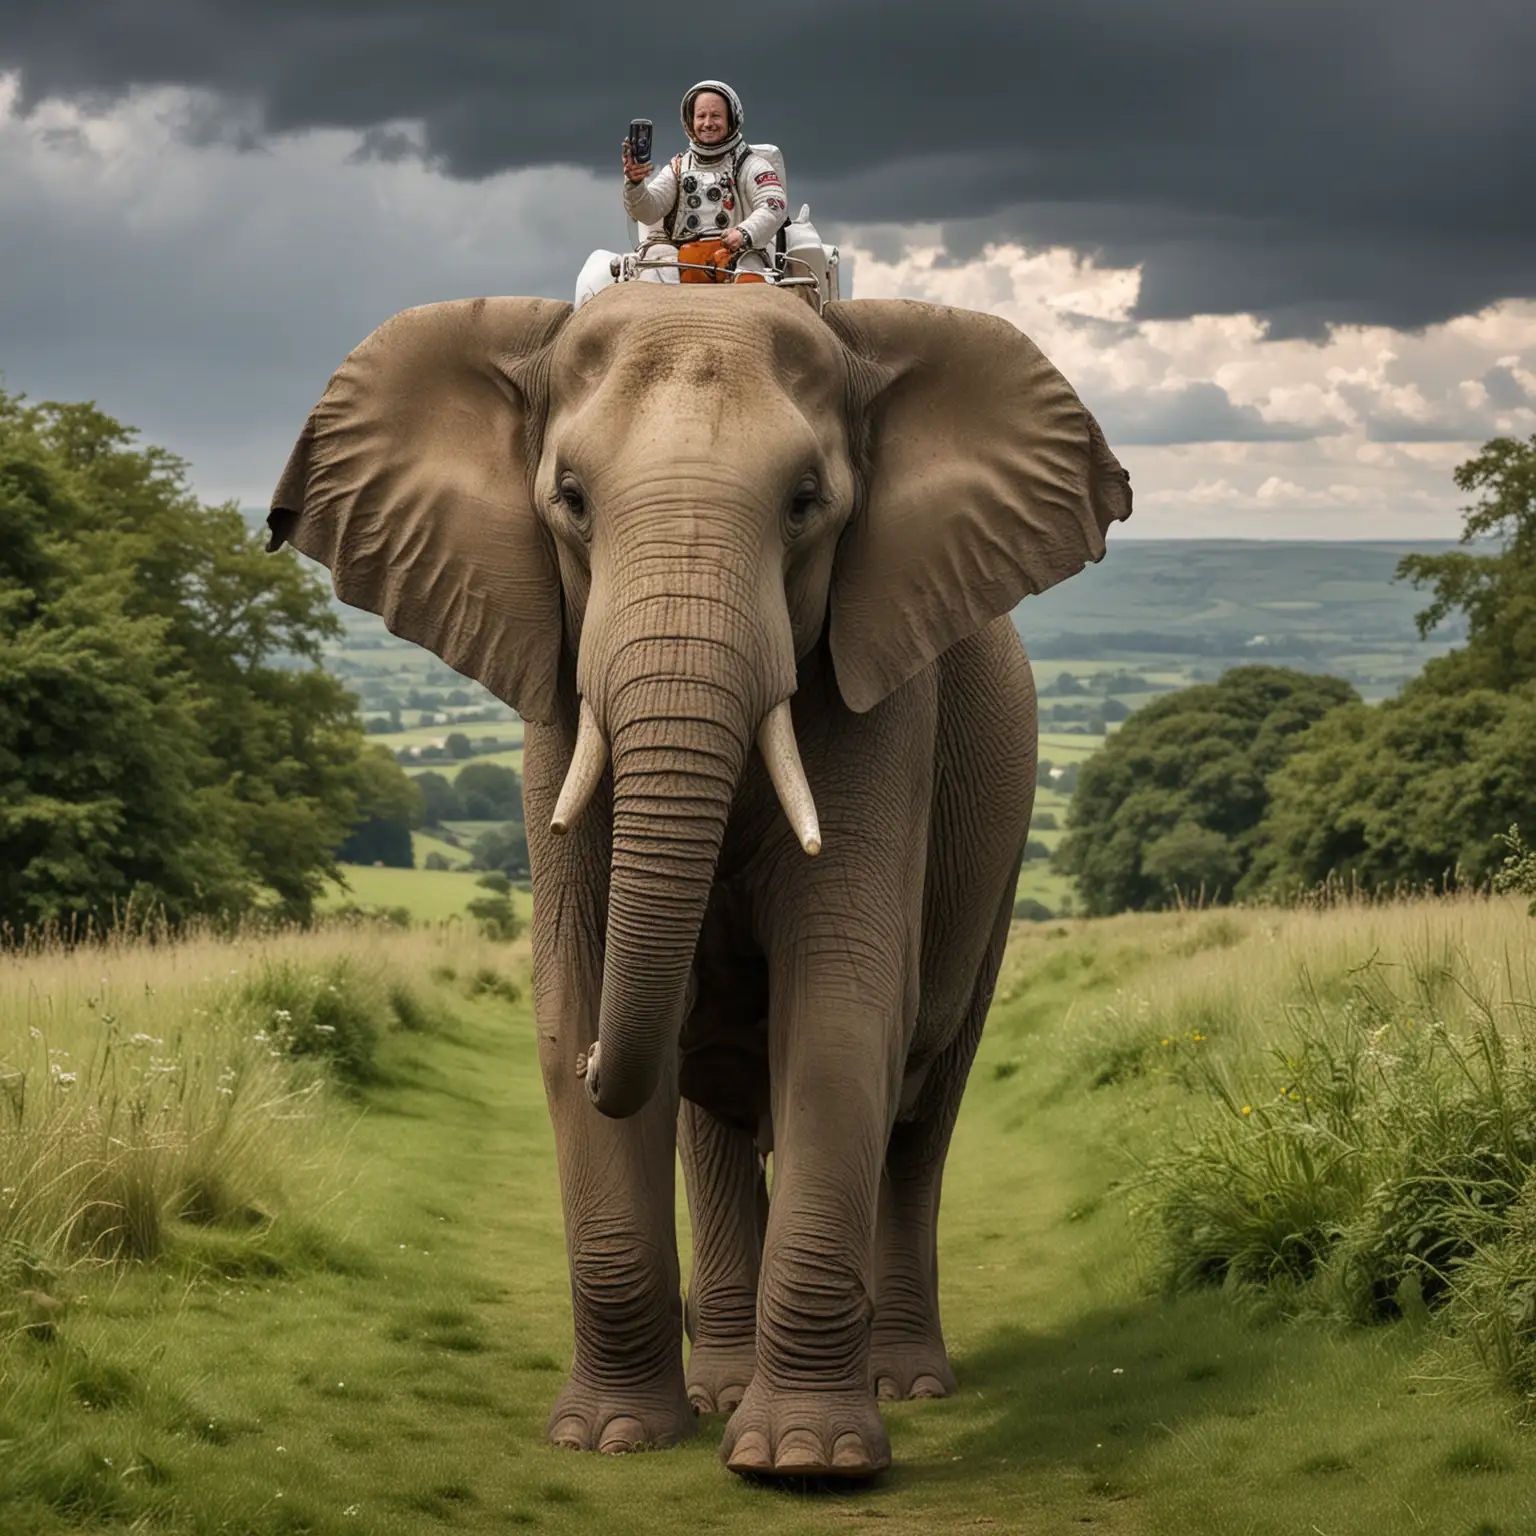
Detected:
left=52, top=1069, right=77, bottom=1085
left=1241, top=1105, right=1252, bottom=1115
left=1161, top=1038, right=1170, bottom=1047
left=29, top=1027, right=41, bottom=1040
left=1191, top=1032, right=1205, bottom=1043
left=273, top=1009, right=292, bottom=1025
left=252, top=1032, right=268, bottom=1043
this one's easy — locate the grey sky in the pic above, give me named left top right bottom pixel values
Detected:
left=3, top=1, right=1531, bottom=333
left=0, top=5, right=1531, bottom=536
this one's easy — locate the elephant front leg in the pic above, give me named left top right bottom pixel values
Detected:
left=679, top=1098, right=765, bottom=1414
left=539, top=1022, right=697, bottom=1453
left=526, top=715, right=694, bottom=1454
left=719, top=956, right=905, bottom=1478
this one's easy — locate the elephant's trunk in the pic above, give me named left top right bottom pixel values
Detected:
left=584, top=658, right=753, bottom=1120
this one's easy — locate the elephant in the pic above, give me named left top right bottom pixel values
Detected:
left=268, top=283, right=1130, bottom=1478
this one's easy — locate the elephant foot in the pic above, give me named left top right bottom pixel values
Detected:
left=720, top=1380, right=890, bottom=1479
left=546, top=1373, right=697, bottom=1454
left=686, top=1339, right=757, bottom=1414
left=870, top=1333, right=957, bottom=1401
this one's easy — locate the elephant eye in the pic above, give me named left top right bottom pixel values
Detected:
left=557, top=474, right=590, bottom=531
left=785, top=476, right=821, bottom=539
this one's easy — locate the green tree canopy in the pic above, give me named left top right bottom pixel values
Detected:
left=1249, top=686, right=1536, bottom=895
left=0, top=389, right=413, bottom=929
left=413, top=770, right=462, bottom=826
left=336, top=746, right=424, bottom=869
left=1055, top=666, right=1358, bottom=915
left=453, top=761, right=523, bottom=823
left=1398, top=433, right=1536, bottom=694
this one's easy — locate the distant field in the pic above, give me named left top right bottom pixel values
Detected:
left=377, top=720, right=522, bottom=749
left=323, top=864, right=533, bottom=923
left=412, top=830, right=473, bottom=868
left=402, top=749, right=526, bottom=780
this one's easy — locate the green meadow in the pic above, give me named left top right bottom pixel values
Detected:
left=5, top=898, right=1536, bottom=1533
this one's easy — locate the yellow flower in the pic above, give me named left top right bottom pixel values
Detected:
left=1241, top=1105, right=1252, bottom=1115
left=1161, top=1038, right=1170, bottom=1047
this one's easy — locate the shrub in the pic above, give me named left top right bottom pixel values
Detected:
left=1134, top=946, right=1536, bottom=1356
left=238, top=958, right=382, bottom=1087
left=1013, top=898, right=1055, bottom=922
left=424, top=851, right=452, bottom=871
left=1494, top=825, right=1536, bottom=915
left=465, top=966, right=521, bottom=1004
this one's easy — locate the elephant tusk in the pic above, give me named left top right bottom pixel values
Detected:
left=551, top=698, right=608, bottom=836
left=757, top=700, right=821, bottom=856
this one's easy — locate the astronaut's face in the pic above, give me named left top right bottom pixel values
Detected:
left=691, top=93, right=730, bottom=145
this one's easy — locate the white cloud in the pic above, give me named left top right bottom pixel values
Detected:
left=838, top=231, right=1536, bottom=536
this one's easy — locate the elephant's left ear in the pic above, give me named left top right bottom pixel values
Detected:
left=823, top=299, right=1131, bottom=714
left=268, top=296, right=571, bottom=724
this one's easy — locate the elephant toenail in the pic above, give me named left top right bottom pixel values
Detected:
left=773, top=1431, right=824, bottom=1472
left=911, top=1374, right=948, bottom=1398
left=550, top=1417, right=588, bottom=1449
left=832, top=1433, right=871, bottom=1470
left=727, top=1429, right=772, bottom=1472
left=598, top=1415, right=647, bottom=1453
left=875, top=1375, right=900, bottom=1401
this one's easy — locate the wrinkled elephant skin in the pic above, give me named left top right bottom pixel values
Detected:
left=268, top=285, right=1131, bottom=1479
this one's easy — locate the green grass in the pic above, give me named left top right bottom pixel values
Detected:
left=412, top=830, right=473, bottom=869
left=7, top=903, right=1536, bottom=1531
left=321, top=866, right=533, bottom=925
left=373, top=721, right=521, bottom=750
left=403, top=749, right=526, bottom=781
left=1036, top=731, right=1105, bottom=762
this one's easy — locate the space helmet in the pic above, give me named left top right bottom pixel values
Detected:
left=680, top=80, right=745, bottom=157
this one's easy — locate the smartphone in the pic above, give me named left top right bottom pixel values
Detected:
left=628, top=118, right=653, bottom=165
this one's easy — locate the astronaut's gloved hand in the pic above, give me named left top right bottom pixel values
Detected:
left=622, top=143, right=650, bottom=183
left=722, top=228, right=747, bottom=253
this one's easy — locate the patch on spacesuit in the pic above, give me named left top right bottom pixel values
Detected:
left=766, top=197, right=786, bottom=213
left=754, top=170, right=782, bottom=187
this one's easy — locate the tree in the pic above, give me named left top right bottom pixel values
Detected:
left=1247, top=686, right=1536, bottom=895
left=446, top=732, right=474, bottom=760
left=1397, top=434, right=1536, bottom=694
left=0, top=389, right=387, bottom=929
left=470, top=823, right=530, bottom=881
left=414, top=770, right=463, bottom=826
left=1055, top=666, right=1357, bottom=915
left=453, top=761, right=523, bottom=822
left=336, top=746, right=423, bottom=868
left=466, top=871, right=524, bottom=941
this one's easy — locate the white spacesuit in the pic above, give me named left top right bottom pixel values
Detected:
left=623, top=80, right=789, bottom=280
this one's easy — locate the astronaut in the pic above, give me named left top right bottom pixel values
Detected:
left=621, top=80, right=789, bottom=283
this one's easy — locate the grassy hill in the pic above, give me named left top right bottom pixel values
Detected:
left=5, top=896, right=1535, bottom=1532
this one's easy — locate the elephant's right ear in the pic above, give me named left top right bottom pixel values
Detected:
left=269, top=296, right=571, bottom=724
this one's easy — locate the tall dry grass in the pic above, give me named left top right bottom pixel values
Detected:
left=0, top=921, right=522, bottom=1292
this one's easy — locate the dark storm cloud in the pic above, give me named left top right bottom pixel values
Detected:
left=1, top=1, right=1531, bottom=333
